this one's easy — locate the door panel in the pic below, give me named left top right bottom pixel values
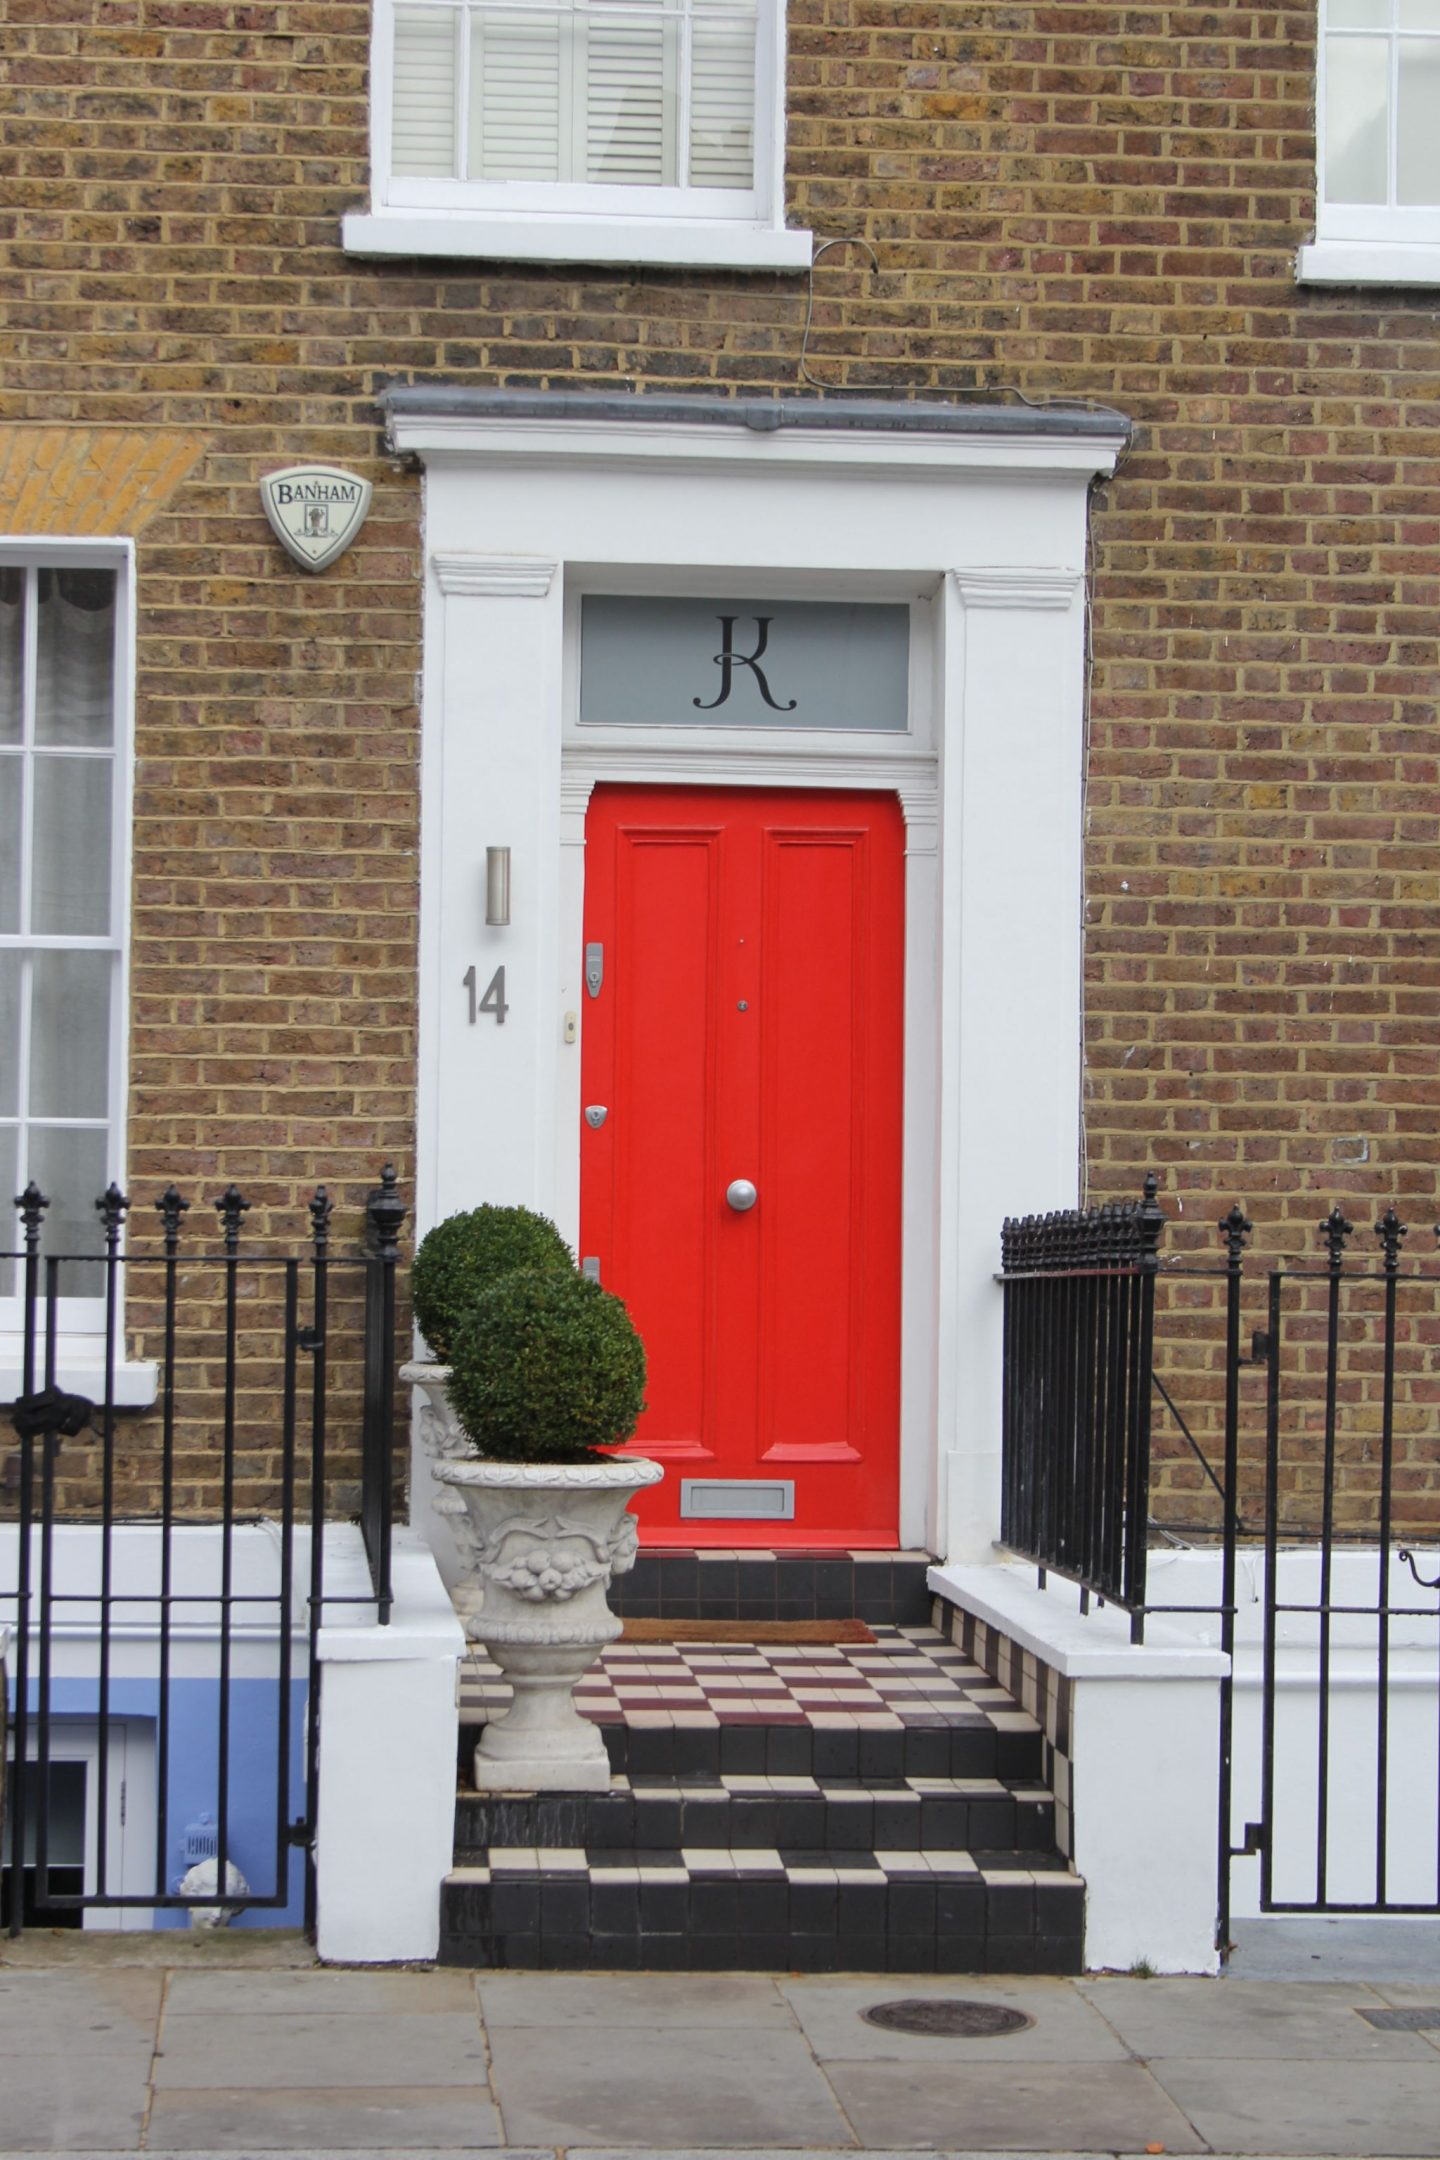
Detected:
left=581, top=785, right=903, bottom=1546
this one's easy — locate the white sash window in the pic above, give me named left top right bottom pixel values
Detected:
left=346, top=0, right=809, bottom=268
left=1302, top=1, right=1440, bottom=282
left=0, top=545, right=150, bottom=1398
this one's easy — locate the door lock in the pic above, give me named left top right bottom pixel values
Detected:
left=585, top=942, right=604, bottom=997
left=585, top=1105, right=608, bottom=1130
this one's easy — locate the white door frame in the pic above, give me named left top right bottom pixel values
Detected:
left=387, top=396, right=1127, bottom=1563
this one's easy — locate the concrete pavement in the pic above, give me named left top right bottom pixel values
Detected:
left=1, top=1933, right=1438, bottom=2157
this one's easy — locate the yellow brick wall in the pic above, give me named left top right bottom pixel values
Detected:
left=1, top=4, right=1435, bottom=1529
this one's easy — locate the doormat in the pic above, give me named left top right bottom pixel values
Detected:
left=620, top=1618, right=877, bottom=1645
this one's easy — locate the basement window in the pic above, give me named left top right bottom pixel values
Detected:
left=343, top=0, right=811, bottom=269
left=1300, top=1, right=1440, bottom=284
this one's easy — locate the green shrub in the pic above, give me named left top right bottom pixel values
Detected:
left=444, top=1268, right=647, bottom=1464
left=412, top=1203, right=574, bottom=1363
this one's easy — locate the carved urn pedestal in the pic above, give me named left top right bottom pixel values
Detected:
left=404, top=1363, right=663, bottom=1793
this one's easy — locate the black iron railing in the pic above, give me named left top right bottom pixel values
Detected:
left=999, top=1174, right=1166, bottom=1632
left=1, top=1165, right=405, bottom=1937
left=999, top=1177, right=1440, bottom=1943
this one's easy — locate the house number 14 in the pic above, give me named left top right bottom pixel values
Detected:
left=463, top=964, right=509, bottom=1025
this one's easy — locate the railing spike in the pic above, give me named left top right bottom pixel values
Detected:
left=1375, top=1205, right=1407, bottom=1272
left=156, top=1185, right=190, bottom=1254
left=1318, top=1204, right=1354, bottom=1272
left=16, top=1181, right=48, bottom=1254
left=1219, top=1202, right=1253, bottom=1265
left=96, top=1183, right=130, bottom=1251
left=215, top=1184, right=250, bottom=1254
left=309, top=1185, right=334, bottom=1257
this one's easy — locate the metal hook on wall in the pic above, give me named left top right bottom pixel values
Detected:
left=1398, top=1548, right=1440, bottom=1592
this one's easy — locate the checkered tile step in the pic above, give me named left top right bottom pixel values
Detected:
left=455, top=1848, right=1064, bottom=1884
left=438, top=1851, right=1084, bottom=1974
left=442, top=1616, right=1080, bottom=1973
left=459, top=1621, right=1040, bottom=1736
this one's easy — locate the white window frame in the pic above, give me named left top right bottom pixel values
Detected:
left=343, top=0, right=812, bottom=269
left=1300, top=1, right=1440, bottom=285
left=0, top=538, right=154, bottom=1407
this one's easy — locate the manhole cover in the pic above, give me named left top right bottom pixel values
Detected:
left=1357, top=2006, right=1440, bottom=2032
left=862, top=1998, right=1034, bottom=2038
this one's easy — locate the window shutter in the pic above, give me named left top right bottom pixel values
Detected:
left=688, top=0, right=756, bottom=190
left=392, top=6, right=459, bottom=178
left=584, top=2, right=671, bottom=187
left=471, top=7, right=565, bottom=182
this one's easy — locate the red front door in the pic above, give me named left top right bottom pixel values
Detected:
left=580, top=786, right=904, bottom=1546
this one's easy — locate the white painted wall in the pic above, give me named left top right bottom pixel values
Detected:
left=1139, top=1545, right=1440, bottom=1920
left=932, top=1560, right=1228, bottom=1975
left=934, top=1547, right=1440, bottom=1971
left=390, top=404, right=1127, bottom=1561
left=314, top=1527, right=465, bottom=1965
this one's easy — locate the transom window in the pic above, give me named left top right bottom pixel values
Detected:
left=0, top=556, right=129, bottom=1317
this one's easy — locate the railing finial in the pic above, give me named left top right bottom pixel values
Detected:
left=16, top=1181, right=48, bottom=1255
left=215, top=1184, right=250, bottom=1254
left=365, top=1162, right=407, bottom=1261
left=156, top=1185, right=190, bottom=1255
left=1375, top=1206, right=1407, bottom=1272
left=96, top=1183, right=130, bottom=1253
left=309, top=1185, right=334, bottom=1257
left=1219, top=1202, right=1252, bottom=1266
left=1319, top=1204, right=1354, bottom=1272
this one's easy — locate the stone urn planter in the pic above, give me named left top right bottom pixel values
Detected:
left=403, top=1363, right=661, bottom=1791
left=400, top=1208, right=658, bottom=1794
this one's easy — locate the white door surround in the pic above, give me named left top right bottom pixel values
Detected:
left=382, top=390, right=1130, bottom=1564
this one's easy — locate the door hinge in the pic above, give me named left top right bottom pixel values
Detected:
left=1235, top=1820, right=1267, bottom=1857
left=287, top=1816, right=312, bottom=1850
left=119, top=1780, right=127, bottom=1827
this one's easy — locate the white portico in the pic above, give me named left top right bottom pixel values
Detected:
left=380, top=389, right=1130, bottom=1567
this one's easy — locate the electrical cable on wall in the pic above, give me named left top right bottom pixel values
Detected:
left=798, top=233, right=1131, bottom=426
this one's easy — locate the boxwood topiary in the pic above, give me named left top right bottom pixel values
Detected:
left=444, top=1268, right=647, bottom=1464
left=412, top=1203, right=574, bottom=1364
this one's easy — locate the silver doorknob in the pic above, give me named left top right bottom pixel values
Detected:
left=726, top=1179, right=758, bottom=1212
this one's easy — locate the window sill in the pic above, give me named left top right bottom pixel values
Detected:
left=1297, top=238, right=1440, bottom=287
left=0, top=1359, right=158, bottom=1409
left=342, top=208, right=814, bottom=272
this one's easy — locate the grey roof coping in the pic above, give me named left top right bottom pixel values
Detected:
left=378, top=385, right=1132, bottom=443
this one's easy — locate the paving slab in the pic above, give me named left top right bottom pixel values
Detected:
left=1079, top=1975, right=1434, bottom=2059
left=150, top=2009, right=491, bottom=2091
left=163, top=1968, right=479, bottom=2015
left=1149, top=2054, right=1440, bottom=2155
left=0, top=2052, right=151, bottom=2151
left=0, top=1969, right=162, bottom=2056
left=821, top=2059, right=1207, bottom=2153
left=0, top=1931, right=314, bottom=1972
left=145, top=2086, right=505, bottom=2150
left=572, top=2152, right=1106, bottom=2160
left=484, top=2022, right=855, bottom=2148
left=1225, top=1918, right=1440, bottom=1985
left=477, top=1973, right=792, bottom=2028
left=776, top=1977, right=1127, bottom=2064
